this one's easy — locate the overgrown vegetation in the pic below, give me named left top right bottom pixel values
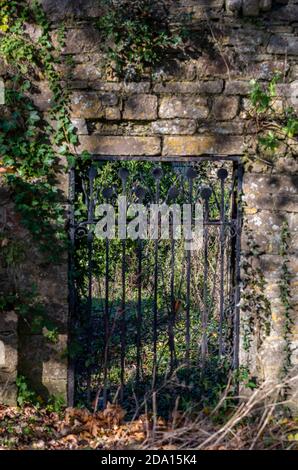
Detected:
left=279, top=221, right=294, bottom=384
left=246, top=74, right=298, bottom=166
left=96, top=0, right=183, bottom=80
left=0, top=1, right=84, bottom=341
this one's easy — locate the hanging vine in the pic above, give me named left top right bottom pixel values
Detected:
left=240, top=226, right=272, bottom=360
left=0, top=1, right=88, bottom=340
left=244, top=74, right=298, bottom=169
left=279, top=221, right=294, bottom=381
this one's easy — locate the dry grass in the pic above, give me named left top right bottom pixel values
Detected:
left=141, top=375, right=298, bottom=450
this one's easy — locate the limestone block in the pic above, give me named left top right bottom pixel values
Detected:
left=225, top=80, right=251, bottom=95
left=268, top=36, right=298, bottom=56
left=0, top=312, right=18, bottom=405
left=259, top=0, right=272, bottom=11
left=151, top=119, right=197, bottom=135
left=40, top=0, right=103, bottom=22
left=123, top=94, right=158, bottom=120
left=226, top=0, right=243, bottom=13
left=212, top=96, right=239, bottom=120
left=153, top=80, right=224, bottom=94
left=159, top=96, right=209, bottom=119
left=78, top=136, right=161, bottom=155
left=242, top=0, right=260, bottom=16
left=71, top=92, right=119, bottom=119
left=163, top=135, right=245, bottom=155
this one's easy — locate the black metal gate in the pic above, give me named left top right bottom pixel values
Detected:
left=68, top=156, right=242, bottom=414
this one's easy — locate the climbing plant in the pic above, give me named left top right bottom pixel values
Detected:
left=279, top=221, right=294, bottom=381
left=96, top=0, right=183, bottom=80
left=245, top=74, right=298, bottom=166
left=240, top=226, right=271, bottom=361
left=0, top=1, right=85, bottom=340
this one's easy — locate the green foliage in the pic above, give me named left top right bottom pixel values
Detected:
left=0, top=286, right=59, bottom=341
left=241, top=227, right=271, bottom=356
left=96, top=0, right=182, bottom=80
left=45, top=395, right=66, bottom=413
left=0, top=1, right=84, bottom=346
left=249, top=75, right=298, bottom=157
left=16, top=375, right=65, bottom=411
left=16, top=376, right=37, bottom=408
left=237, top=366, right=258, bottom=391
left=279, top=221, right=294, bottom=381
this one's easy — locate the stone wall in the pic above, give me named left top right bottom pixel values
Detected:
left=0, top=0, right=297, bottom=405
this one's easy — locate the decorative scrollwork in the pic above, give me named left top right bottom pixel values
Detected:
left=75, top=224, right=88, bottom=239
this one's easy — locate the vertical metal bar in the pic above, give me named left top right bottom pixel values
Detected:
left=67, top=166, right=76, bottom=407
left=201, top=187, right=212, bottom=365
left=152, top=167, right=162, bottom=390
left=169, top=207, right=176, bottom=373
left=135, top=186, right=146, bottom=386
left=120, top=172, right=128, bottom=400
left=218, top=169, right=228, bottom=357
left=103, top=235, right=110, bottom=407
left=136, top=237, right=143, bottom=385
left=86, top=167, right=96, bottom=405
left=185, top=177, right=193, bottom=367
left=233, top=162, right=243, bottom=371
left=102, top=185, right=113, bottom=408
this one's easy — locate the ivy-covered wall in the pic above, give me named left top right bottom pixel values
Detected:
left=0, top=0, right=297, bottom=406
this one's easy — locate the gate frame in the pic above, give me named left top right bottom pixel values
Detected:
left=67, top=154, right=244, bottom=407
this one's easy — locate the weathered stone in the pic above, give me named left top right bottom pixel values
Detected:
left=225, top=80, right=250, bottom=95
left=243, top=175, right=298, bottom=213
left=123, top=82, right=151, bottom=94
left=71, top=118, right=88, bottom=135
left=253, top=255, right=298, bottom=282
left=196, top=55, right=229, bottom=78
left=226, top=0, right=243, bottom=13
left=243, top=210, right=295, bottom=254
left=267, top=36, right=298, bottom=56
left=31, top=83, right=53, bottom=112
left=18, top=334, right=67, bottom=398
left=78, top=136, right=161, bottom=155
left=71, top=92, right=118, bottom=119
left=242, top=0, right=259, bottom=16
left=159, top=96, right=209, bottom=119
left=259, top=0, right=272, bottom=11
left=223, top=29, right=267, bottom=50
left=71, top=92, right=104, bottom=119
left=0, top=312, right=18, bottom=374
left=271, top=4, right=298, bottom=22
left=61, top=28, right=102, bottom=54
left=123, top=94, right=158, bottom=120
left=105, top=107, right=121, bottom=120
left=153, top=80, right=224, bottom=94
left=237, top=61, right=289, bottom=80
left=93, top=121, right=153, bottom=136
left=40, top=0, right=103, bottom=22
left=0, top=312, right=18, bottom=405
left=0, top=382, right=17, bottom=406
left=198, top=120, right=244, bottom=134
left=72, top=63, right=102, bottom=82
left=163, top=135, right=245, bottom=155
left=151, top=119, right=197, bottom=135
left=0, top=341, right=4, bottom=366
left=212, top=96, right=239, bottom=119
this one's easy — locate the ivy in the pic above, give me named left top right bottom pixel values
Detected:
left=96, top=0, right=183, bottom=80
left=0, top=1, right=82, bottom=343
left=279, top=221, right=294, bottom=382
left=240, top=227, right=271, bottom=359
left=247, top=74, right=298, bottom=163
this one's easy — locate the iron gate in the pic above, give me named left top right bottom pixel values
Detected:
left=68, top=157, right=242, bottom=414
